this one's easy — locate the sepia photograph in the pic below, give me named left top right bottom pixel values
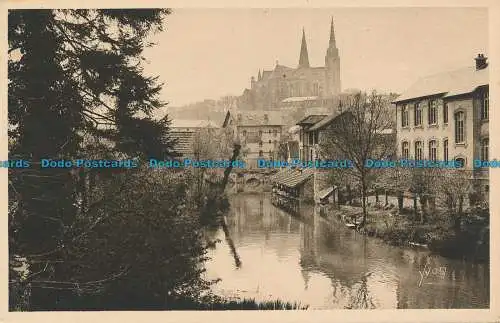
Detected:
left=4, top=3, right=497, bottom=319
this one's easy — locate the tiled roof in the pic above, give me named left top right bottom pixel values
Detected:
left=236, top=111, right=282, bottom=126
left=170, top=132, right=195, bottom=155
left=393, top=66, right=488, bottom=103
left=271, top=168, right=314, bottom=188
left=296, top=114, right=327, bottom=125
left=308, top=111, right=347, bottom=131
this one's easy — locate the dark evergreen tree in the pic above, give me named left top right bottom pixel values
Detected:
left=7, top=9, right=194, bottom=310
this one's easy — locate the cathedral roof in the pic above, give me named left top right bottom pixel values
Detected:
left=282, top=96, right=319, bottom=103
left=393, top=65, right=488, bottom=103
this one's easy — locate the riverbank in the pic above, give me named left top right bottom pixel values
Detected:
left=321, top=203, right=489, bottom=262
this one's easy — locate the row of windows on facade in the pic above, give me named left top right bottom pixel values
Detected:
left=403, top=109, right=472, bottom=146
left=241, top=129, right=279, bottom=137
left=401, top=137, right=489, bottom=162
left=255, top=140, right=279, bottom=147
left=277, top=82, right=321, bottom=97
left=400, top=92, right=489, bottom=128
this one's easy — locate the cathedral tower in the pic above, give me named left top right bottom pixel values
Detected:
left=325, top=18, right=341, bottom=96
left=298, top=28, right=310, bottom=68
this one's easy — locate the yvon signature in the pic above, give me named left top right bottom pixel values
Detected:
left=418, top=264, right=447, bottom=287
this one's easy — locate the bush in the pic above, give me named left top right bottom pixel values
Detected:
left=11, top=167, right=221, bottom=310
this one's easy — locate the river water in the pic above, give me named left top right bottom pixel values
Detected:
left=204, top=193, right=489, bottom=309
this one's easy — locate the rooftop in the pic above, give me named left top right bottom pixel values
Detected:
left=296, top=114, right=327, bottom=126
left=236, top=111, right=282, bottom=126
left=393, top=65, right=489, bottom=103
left=270, top=168, right=314, bottom=188
left=308, top=111, right=346, bottom=131
left=170, top=119, right=220, bottom=129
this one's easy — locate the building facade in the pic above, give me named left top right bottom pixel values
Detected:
left=239, top=19, right=341, bottom=111
left=393, top=54, right=489, bottom=194
left=234, top=111, right=283, bottom=168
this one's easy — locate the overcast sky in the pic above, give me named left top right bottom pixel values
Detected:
left=142, top=7, right=488, bottom=107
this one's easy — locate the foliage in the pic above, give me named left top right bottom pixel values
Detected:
left=6, top=9, right=226, bottom=310
left=318, top=91, right=395, bottom=226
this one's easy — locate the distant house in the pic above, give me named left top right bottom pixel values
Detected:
left=392, top=54, right=489, bottom=197
left=235, top=111, right=283, bottom=168
left=169, top=119, right=220, bottom=157
left=295, top=114, right=328, bottom=161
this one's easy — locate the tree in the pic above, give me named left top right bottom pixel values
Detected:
left=8, top=9, right=190, bottom=310
left=318, top=91, right=395, bottom=227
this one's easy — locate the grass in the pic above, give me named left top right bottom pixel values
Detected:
left=209, top=298, right=309, bottom=310
left=325, top=203, right=489, bottom=261
left=183, top=298, right=309, bottom=310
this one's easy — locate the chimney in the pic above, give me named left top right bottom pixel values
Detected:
left=475, top=53, right=488, bottom=70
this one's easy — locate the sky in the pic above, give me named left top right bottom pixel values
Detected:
left=142, top=7, right=488, bottom=107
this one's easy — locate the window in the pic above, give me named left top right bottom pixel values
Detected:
left=443, top=102, right=448, bottom=124
left=414, top=103, right=422, bottom=126
left=268, top=140, right=272, bottom=144
left=401, top=105, right=409, bottom=127
left=481, top=91, right=489, bottom=120
left=415, top=141, right=423, bottom=160
left=443, top=139, right=449, bottom=162
left=455, top=111, right=465, bottom=143
left=429, top=140, right=437, bottom=161
left=258, top=130, right=263, bottom=137
left=242, top=130, right=247, bottom=136
left=269, top=150, right=272, bottom=156
left=428, top=100, right=437, bottom=125
left=402, top=141, right=409, bottom=159
left=308, top=132, right=314, bottom=145
left=313, top=82, right=320, bottom=96
left=273, top=140, right=278, bottom=146
left=455, top=157, right=465, bottom=168
left=259, top=141, right=263, bottom=147
left=481, top=138, right=489, bottom=160
left=273, top=129, right=278, bottom=137
left=259, top=150, right=263, bottom=157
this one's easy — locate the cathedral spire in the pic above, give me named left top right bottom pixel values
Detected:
left=329, top=17, right=336, bottom=48
left=258, top=69, right=262, bottom=81
left=298, top=28, right=310, bottom=68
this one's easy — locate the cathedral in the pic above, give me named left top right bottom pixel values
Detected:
left=239, top=18, right=341, bottom=111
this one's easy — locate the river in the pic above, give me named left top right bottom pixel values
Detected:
left=203, top=193, right=489, bottom=309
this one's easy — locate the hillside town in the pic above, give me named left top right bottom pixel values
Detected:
left=9, top=9, right=490, bottom=312
left=171, top=18, right=489, bottom=218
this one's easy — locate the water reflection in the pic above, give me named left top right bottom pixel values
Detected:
left=204, top=193, right=489, bottom=309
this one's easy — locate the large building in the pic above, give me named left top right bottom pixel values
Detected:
left=392, top=54, right=489, bottom=195
left=239, top=18, right=341, bottom=112
left=229, top=111, right=283, bottom=168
